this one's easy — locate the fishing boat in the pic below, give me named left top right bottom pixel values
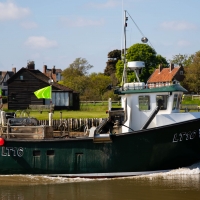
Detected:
left=0, top=11, right=200, bottom=177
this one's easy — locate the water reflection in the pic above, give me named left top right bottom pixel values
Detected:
left=0, top=163, right=199, bottom=200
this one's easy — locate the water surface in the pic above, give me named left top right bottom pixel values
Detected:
left=0, top=163, right=199, bottom=200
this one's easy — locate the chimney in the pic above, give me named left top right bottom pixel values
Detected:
left=27, top=61, right=35, bottom=70
left=159, top=64, right=163, bottom=73
left=43, top=65, right=47, bottom=73
left=52, top=66, right=56, bottom=74
left=12, top=67, right=16, bottom=74
left=170, top=63, right=174, bottom=72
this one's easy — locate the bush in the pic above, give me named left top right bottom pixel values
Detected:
left=2, top=96, right=7, bottom=104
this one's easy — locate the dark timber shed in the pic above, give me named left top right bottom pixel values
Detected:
left=7, top=64, right=79, bottom=110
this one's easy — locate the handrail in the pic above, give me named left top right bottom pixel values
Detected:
left=3, top=124, right=46, bottom=139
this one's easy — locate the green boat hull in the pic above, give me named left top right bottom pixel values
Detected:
left=1, top=119, right=200, bottom=177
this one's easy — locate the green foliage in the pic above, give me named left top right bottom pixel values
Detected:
left=115, top=60, right=137, bottom=84
left=116, top=60, right=124, bottom=84
left=115, top=44, right=167, bottom=83
left=60, top=58, right=93, bottom=95
left=102, top=90, right=120, bottom=101
left=2, top=96, right=7, bottom=104
left=126, top=43, right=157, bottom=82
left=155, top=55, right=168, bottom=68
left=107, top=49, right=121, bottom=59
left=83, top=73, right=112, bottom=101
left=182, top=51, right=200, bottom=93
left=60, top=58, right=119, bottom=101
left=104, top=61, right=116, bottom=76
left=169, top=54, right=194, bottom=67
left=62, top=57, right=93, bottom=76
left=104, top=49, right=121, bottom=76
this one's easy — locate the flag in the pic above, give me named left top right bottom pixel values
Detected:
left=34, top=86, right=51, bottom=99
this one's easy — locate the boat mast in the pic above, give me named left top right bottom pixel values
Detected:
left=122, top=10, right=128, bottom=88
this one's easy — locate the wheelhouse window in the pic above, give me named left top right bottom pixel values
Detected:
left=139, top=96, right=150, bottom=111
left=172, top=94, right=178, bottom=110
left=172, top=94, right=181, bottom=110
left=156, top=95, right=168, bottom=110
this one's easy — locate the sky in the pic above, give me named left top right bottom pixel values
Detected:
left=0, top=0, right=200, bottom=73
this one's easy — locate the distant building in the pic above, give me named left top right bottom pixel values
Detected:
left=7, top=61, right=79, bottom=110
left=43, top=65, right=63, bottom=82
left=147, top=64, right=184, bottom=88
left=0, top=68, right=16, bottom=96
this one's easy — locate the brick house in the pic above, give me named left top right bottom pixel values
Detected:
left=43, top=65, right=62, bottom=82
left=147, top=64, right=184, bottom=88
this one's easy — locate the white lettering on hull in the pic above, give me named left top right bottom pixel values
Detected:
left=1, top=147, right=24, bottom=157
left=172, top=130, right=197, bottom=143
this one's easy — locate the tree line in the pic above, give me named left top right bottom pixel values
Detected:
left=59, top=43, right=200, bottom=100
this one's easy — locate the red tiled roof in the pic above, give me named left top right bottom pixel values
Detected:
left=147, top=67, right=180, bottom=83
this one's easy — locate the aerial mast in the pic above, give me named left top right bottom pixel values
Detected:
left=122, top=10, right=128, bottom=88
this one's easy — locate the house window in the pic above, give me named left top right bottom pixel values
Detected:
left=20, top=76, right=23, bottom=80
left=156, top=95, right=168, bottom=110
left=180, top=71, right=183, bottom=75
left=52, top=92, right=69, bottom=106
left=139, top=96, right=150, bottom=110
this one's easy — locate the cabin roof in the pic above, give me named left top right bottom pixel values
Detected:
left=115, top=84, right=187, bottom=95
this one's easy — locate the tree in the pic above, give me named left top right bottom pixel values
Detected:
left=182, top=51, right=200, bottom=93
left=169, top=54, right=194, bottom=67
left=83, top=73, right=112, bottom=101
left=62, top=57, right=93, bottom=77
left=104, top=49, right=121, bottom=76
left=59, top=58, right=93, bottom=95
left=155, top=55, right=168, bottom=67
left=116, top=43, right=168, bottom=83
left=116, top=60, right=137, bottom=84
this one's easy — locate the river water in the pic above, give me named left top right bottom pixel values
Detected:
left=0, top=162, right=200, bottom=200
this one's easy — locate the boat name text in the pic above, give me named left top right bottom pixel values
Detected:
left=172, top=130, right=199, bottom=143
left=1, top=147, right=24, bottom=157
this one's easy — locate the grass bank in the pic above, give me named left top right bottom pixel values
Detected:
left=2, top=103, right=114, bottom=120
left=26, top=110, right=108, bottom=120
left=2, top=96, right=200, bottom=120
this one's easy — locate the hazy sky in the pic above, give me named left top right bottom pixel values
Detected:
left=0, top=0, right=199, bottom=73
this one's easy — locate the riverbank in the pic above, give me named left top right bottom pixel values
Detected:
left=2, top=96, right=200, bottom=120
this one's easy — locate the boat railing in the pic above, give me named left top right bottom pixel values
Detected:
left=6, top=125, right=44, bottom=138
left=2, top=124, right=53, bottom=139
